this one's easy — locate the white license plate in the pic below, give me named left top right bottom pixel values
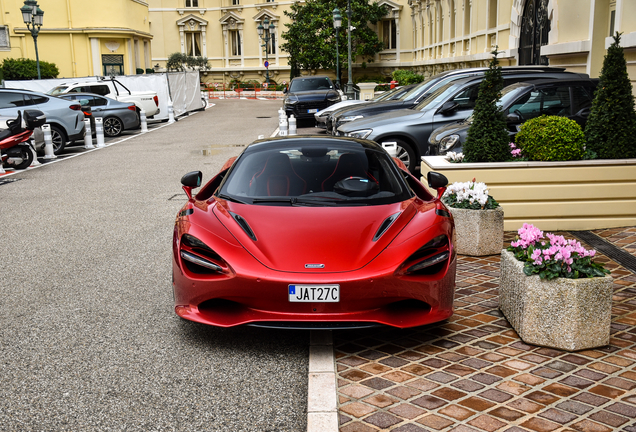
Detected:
left=307, top=109, right=319, bottom=113
left=289, top=284, right=339, bottom=302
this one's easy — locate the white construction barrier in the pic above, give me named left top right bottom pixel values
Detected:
left=41, top=124, right=56, bottom=160
left=94, top=117, right=105, bottom=148
left=83, top=119, right=94, bottom=149
left=140, top=110, right=148, bottom=133
left=289, top=115, right=297, bottom=136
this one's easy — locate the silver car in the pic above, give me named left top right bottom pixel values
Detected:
left=0, top=88, right=85, bottom=155
left=58, top=93, right=140, bottom=137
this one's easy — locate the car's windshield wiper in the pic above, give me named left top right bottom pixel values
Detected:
left=217, top=193, right=248, bottom=204
left=294, top=197, right=337, bottom=207
left=251, top=196, right=339, bottom=206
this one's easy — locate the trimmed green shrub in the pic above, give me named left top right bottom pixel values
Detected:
left=145, top=68, right=155, bottom=74
left=515, top=116, right=586, bottom=161
left=463, top=48, right=510, bottom=162
left=392, top=69, right=424, bottom=85
left=136, top=68, right=144, bottom=75
left=585, top=33, right=636, bottom=159
left=1, top=58, right=59, bottom=80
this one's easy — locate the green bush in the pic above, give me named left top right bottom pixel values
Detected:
left=515, top=116, right=586, bottom=161
left=585, top=33, right=636, bottom=159
left=136, top=68, right=144, bottom=75
left=1, top=58, right=59, bottom=80
left=391, top=69, right=425, bottom=85
left=145, top=68, right=155, bottom=74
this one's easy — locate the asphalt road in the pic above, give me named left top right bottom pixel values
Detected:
left=0, top=100, right=308, bottom=431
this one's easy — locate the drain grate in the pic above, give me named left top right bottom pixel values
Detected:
left=570, top=230, right=636, bottom=274
left=0, top=178, right=21, bottom=186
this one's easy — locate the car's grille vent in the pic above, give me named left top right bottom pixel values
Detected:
left=297, top=101, right=330, bottom=111
left=373, top=212, right=401, bottom=241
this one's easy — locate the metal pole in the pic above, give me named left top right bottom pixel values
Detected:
left=335, top=27, right=340, bottom=88
left=265, top=36, right=270, bottom=85
left=346, top=0, right=354, bottom=100
left=33, top=32, right=40, bottom=80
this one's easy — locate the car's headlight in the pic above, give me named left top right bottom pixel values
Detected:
left=327, top=95, right=341, bottom=102
left=439, top=134, right=460, bottom=152
left=345, top=129, right=373, bottom=139
left=341, top=115, right=364, bottom=123
left=284, top=99, right=299, bottom=106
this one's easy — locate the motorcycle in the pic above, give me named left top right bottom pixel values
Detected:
left=0, top=110, right=46, bottom=170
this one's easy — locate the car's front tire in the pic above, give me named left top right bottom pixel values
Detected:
left=50, top=125, right=66, bottom=155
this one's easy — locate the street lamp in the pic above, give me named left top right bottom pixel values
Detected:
left=345, top=0, right=355, bottom=100
left=332, top=8, right=342, bottom=90
left=21, top=0, right=44, bottom=80
left=257, top=17, right=276, bottom=85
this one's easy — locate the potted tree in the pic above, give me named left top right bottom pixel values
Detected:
left=442, top=179, right=503, bottom=256
left=499, top=224, right=613, bottom=351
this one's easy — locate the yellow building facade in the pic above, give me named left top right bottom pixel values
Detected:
left=0, top=0, right=633, bottom=85
left=148, top=0, right=636, bottom=86
left=0, top=0, right=153, bottom=78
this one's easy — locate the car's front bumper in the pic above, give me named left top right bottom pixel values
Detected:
left=173, top=250, right=456, bottom=329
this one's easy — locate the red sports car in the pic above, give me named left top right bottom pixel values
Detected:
left=172, top=136, right=456, bottom=329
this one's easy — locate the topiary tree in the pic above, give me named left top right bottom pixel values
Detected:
left=462, top=48, right=510, bottom=162
left=585, top=32, right=636, bottom=159
left=515, top=116, right=586, bottom=161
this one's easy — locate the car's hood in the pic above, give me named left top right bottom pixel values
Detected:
left=318, top=100, right=363, bottom=115
left=287, top=90, right=339, bottom=102
left=335, top=100, right=413, bottom=119
left=212, top=201, right=416, bottom=272
left=429, top=120, right=470, bottom=144
left=338, top=109, right=427, bottom=132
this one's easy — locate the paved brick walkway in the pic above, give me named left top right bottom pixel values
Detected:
left=336, top=228, right=636, bottom=432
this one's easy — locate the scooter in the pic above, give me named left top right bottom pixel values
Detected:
left=0, top=110, right=46, bottom=170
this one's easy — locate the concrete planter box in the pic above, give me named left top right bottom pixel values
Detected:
left=499, top=250, right=613, bottom=351
left=421, top=156, right=636, bottom=231
left=448, top=206, right=504, bottom=256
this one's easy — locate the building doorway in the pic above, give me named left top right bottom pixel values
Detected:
left=102, top=54, right=124, bottom=76
left=518, top=0, right=550, bottom=65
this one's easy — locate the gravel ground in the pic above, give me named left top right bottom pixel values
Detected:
left=0, top=99, right=308, bottom=431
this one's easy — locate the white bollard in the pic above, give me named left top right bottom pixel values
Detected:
left=278, top=108, right=286, bottom=119
left=139, top=109, right=148, bottom=133
left=0, top=161, right=5, bottom=174
left=42, top=124, right=57, bottom=160
left=279, top=117, right=288, bottom=136
left=94, top=117, right=105, bottom=148
left=83, top=119, right=94, bottom=149
left=288, top=115, right=297, bottom=136
left=29, top=143, right=41, bottom=167
left=167, top=104, right=175, bottom=124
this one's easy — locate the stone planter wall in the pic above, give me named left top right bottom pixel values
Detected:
left=448, top=206, right=504, bottom=256
left=422, top=156, right=636, bottom=231
left=499, top=250, right=614, bottom=351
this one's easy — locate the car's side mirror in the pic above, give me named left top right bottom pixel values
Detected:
left=437, top=101, right=459, bottom=115
left=506, top=113, right=522, bottom=123
left=427, top=171, right=448, bottom=200
left=283, top=87, right=288, bottom=94
left=576, top=108, right=591, bottom=118
left=334, top=83, right=340, bottom=90
left=181, top=171, right=202, bottom=200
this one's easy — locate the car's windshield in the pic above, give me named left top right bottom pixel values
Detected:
left=401, top=77, right=437, bottom=101
left=289, top=77, right=334, bottom=92
left=412, top=81, right=467, bottom=111
left=218, top=141, right=413, bottom=206
left=47, top=86, right=68, bottom=96
left=373, top=86, right=406, bottom=101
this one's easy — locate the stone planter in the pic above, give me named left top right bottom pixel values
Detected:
left=499, top=249, right=614, bottom=351
left=448, top=206, right=504, bottom=256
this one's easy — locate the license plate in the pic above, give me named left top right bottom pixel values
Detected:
left=307, top=109, right=319, bottom=113
left=289, top=284, right=339, bottom=302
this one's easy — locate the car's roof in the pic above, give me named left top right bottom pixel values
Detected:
left=291, top=76, right=331, bottom=80
left=509, top=77, right=599, bottom=87
left=59, top=92, right=108, bottom=98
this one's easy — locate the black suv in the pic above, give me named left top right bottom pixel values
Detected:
left=329, top=67, right=589, bottom=134
left=428, top=78, right=599, bottom=155
left=283, top=76, right=341, bottom=120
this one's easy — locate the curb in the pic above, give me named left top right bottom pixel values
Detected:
left=307, top=330, right=338, bottom=432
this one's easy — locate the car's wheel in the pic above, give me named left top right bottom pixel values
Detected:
left=391, top=139, right=417, bottom=173
left=50, top=125, right=66, bottom=155
left=103, top=116, right=123, bottom=137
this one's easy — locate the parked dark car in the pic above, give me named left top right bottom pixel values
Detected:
left=337, top=71, right=592, bottom=173
left=329, top=67, right=589, bottom=135
left=428, top=78, right=599, bottom=155
left=283, top=76, right=341, bottom=120
left=59, top=93, right=140, bottom=137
